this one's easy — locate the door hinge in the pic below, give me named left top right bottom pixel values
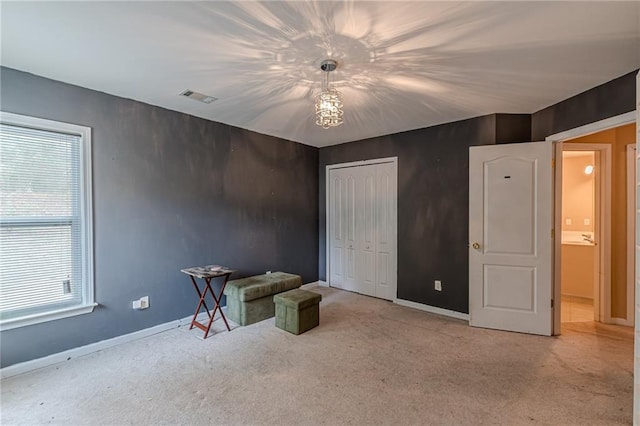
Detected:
left=551, top=159, right=555, bottom=169
left=551, top=299, right=554, bottom=308
left=551, top=228, right=554, bottom=238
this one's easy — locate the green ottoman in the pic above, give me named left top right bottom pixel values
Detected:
left=224, top=272, right=302, bottom=326
left=273, top=289, right=322, bottom=335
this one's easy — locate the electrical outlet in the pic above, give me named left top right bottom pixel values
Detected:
left=133, top=296, right=150, bottom=310
left=435, top=280, right=442, bottom=291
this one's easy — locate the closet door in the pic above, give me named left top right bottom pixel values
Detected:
left=328, top=168, right=346, bottom=288
left=375, top=162, right=396, bottom=300
left=343, top=167, right=359, bottom=292
left=329, top=160, right=397, bottom=301
left=357, top=164, right=377, bottom=296
left=329, top=167, right=358, bottom=292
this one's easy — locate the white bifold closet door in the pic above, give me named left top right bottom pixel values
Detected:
left=328, top=161, right=396, bottom=300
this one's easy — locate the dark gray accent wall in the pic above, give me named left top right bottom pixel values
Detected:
left=532, top=70, right=638, bottom=140
left=0, top=67, right=319, bottom=367
left=496, top=114, right=531, bottom=144
left=319, top=114, right=529, bottom=314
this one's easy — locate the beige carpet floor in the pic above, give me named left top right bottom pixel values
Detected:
left=1, top=284, right=634, bottom=425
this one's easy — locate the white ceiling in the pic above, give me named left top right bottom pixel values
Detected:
left=1, top=1, right=639, bottom=148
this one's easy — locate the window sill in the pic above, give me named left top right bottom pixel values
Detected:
left=0, top=303, right=98, bottom=331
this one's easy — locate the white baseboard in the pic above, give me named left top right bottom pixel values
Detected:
left=302, top=280, right=326, bottom=289
left=395, top=298, right=470, bottom=321
left=611, top=317, right=633, bottom=327
left=1, top=308, right=228, bottom=380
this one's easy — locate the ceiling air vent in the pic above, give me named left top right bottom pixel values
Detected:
left=180, top=89, right=218, bottom=104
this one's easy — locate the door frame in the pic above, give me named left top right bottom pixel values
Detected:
left=559, top=143, right=611, bottom=324
left=627, top=144, right=637, bottom=326
left=546, top=110, right=636, bottom=333
left=325, top=156, right=398, bottom=301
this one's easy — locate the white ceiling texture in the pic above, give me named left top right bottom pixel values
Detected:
left=1, top=1, right=639, bottom=147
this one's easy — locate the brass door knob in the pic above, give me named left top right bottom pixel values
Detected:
left=472, top=242, right=480, bottom=250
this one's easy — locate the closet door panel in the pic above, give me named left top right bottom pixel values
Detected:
left=358, top=165, right=377, bottom=296
left=344, top=168, right=358, bottom=292
left=329, top=169, right=345, bottom=288
left=376, top=162, right=396, bottom=300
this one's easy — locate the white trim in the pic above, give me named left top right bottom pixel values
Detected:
left=325, top=157, right=398, bottom=301
left=0, top=111, right=94, bottom=329
left=1, top=306, right=234, bottom=379
left=545, top=111, right=636, bottom=143
left=395, top=298, right=469, bottom=321
left=301, top=281, right=325, bottom=289
left=553, top=141, right=563, bottom=335
left=326, top=156, right=398, bottom=171
left=627, top=144, right=636, bottom=326
left=0, top=303, right=97, bottom=331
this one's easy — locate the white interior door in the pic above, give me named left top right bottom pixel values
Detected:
left=469, top=141, right=554, bottom=336
left=375, top=162, right=396, bottom=300
left=358, top=164, right=376, bottom=296
left=329, top=167, right=357, bottom=292
left=343, top=167, right=359, bottom=293
left=328, top=168, right=345, bottom=288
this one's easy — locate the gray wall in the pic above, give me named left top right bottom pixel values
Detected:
left=0, top=67, right=319, bottom=367
left=318, top=114, right=530, bottom=314
left=532, top=70, right=637, bottom=140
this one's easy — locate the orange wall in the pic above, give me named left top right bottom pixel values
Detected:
left=562, top=153, right=594, bottom=232
left=566, top=123, right=635, bottom=319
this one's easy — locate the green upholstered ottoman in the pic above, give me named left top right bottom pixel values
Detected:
left=223, top=272, right=301, bottom=326
left=273, top=289, right=322, bottom=335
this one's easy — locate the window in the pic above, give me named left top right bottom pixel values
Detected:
left=0, top=112, right=95, bottom=330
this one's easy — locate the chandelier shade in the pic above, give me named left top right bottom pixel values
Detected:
left=315, top=59, right=344, bottom=129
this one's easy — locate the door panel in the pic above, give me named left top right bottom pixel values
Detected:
left=344, top=170, right=358, bottom=292
left=329, top=170, right=345, bottom=288
left=358, top=165, right=376, bottom=296
left=483, top=265, right=536, bottom=312
left=469, top=141, right=553, bottom=336
left=375, top=162, right=396, bottom=300
left=484, top=157, right=536, bottom=255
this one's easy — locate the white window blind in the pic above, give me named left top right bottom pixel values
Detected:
left=0, top=113, right=94, bottom=328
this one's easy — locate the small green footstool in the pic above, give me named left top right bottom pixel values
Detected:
left=273, top=289, right=322, bottom=335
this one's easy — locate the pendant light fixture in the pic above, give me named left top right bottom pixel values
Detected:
left=315, top=59, right=344, bottom=129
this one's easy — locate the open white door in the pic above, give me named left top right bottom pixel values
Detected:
left=469, top=141, right=554, bottom=336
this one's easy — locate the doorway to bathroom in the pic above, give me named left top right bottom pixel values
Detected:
left=556, top=122, right=636, bottom=328
left=560, top=148, right=601, bottom=323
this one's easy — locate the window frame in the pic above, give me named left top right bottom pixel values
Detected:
left=0, top=111, right=95, bottom=330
